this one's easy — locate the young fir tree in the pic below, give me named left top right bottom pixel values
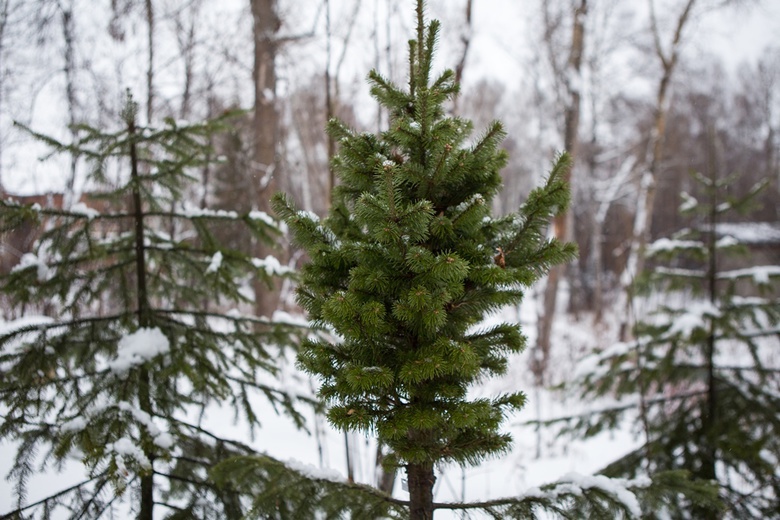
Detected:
left=0, top=94, right=313, bottom=519
left=270, top=2, right=696, bottom=518
left=559, top=171, right=780, bottom=518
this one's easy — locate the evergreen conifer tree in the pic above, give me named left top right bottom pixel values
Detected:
left=560, top=171, right=780, bottom=518
left=272, top=2, right=694, bottom=518
left=0, top=94, right=312, bottom=519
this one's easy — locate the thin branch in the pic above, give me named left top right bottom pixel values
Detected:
left=0, top=473, right=107, bottom=517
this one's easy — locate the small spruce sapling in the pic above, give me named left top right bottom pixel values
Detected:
left=561, top=171, right=779, bottom=518
left=274, top=2, right=581, bottom=518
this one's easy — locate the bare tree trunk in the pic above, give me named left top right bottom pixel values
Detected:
left=375, top=442, right=396, bottom=493
left=145, top=0, right=154, bottom=124
left=250, top=0, right=282, bottom=318
left=324, top=0, right=361, bottom=206
left=343, top=432, right=354, bottom=483
left=173, top=1, right=200, bottom=121
left=534, top=0, right=586, bottom=383
left=618, top=0, right=695, bottom=341
left=451, top=0, right=472, bottom=114
left=324, top=0, right=335, bottom=203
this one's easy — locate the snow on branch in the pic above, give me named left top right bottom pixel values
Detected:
left=252, top=255, right=294, bottom=276
left=717, top=265, right=780, bottom=284
left=108, top=327, right=170, bottom=376
left=433, top=472, right=652, bottom=518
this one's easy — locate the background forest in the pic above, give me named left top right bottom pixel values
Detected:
left=0, top=0, right=779, bottom=518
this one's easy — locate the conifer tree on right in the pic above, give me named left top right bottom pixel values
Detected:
left=565, top=170, right=780, bottom=518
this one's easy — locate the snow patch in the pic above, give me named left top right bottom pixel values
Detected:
left=180, top=203, right=238, bottom=219
left=680, top=192, right=699, bottom=213
left=69, top=202, right=100, bottom=220
left=0, top=315, right=57, bottom=355
left=716, top=222, right=780, bottom=244
left=271, top=310, right=310, bottom=328
left=667, top=301, right=721, bottom=338
left=107, top=437, right=151, bottom=469
left=558, top=473, right=648, bottom=518
left=61, top=417, right=87, bottom=432
left=11, top=252, right=52, bottom=282
left=0, top=315, right=55, bottom=336
left=296, top=209, right=320, bottom=222
left=715, top=235, right=739, bottom=248
left=109, top=328, right=170, bottom=375
left=647, top=238, right=701, bottom=254
left=252, top=255, right=293, bottom=276
left=248, top=210, right=277, bottom=228
left=719, top=265, right=780, bottom=282
left=285, top=458, right=344, bottom=483
left=117, top=401, right=173, bottom=451
left=205, top=251, right=223, bottom=274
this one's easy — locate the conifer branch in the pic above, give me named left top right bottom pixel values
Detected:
left=0, top=473, right=108, bottom=518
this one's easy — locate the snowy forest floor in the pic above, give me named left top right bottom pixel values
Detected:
left=0, top=283, right=642, bottom=519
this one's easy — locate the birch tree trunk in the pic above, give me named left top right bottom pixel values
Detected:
left=617, top=0, right=695, bottom=341
left=61, top=3, right=78, bottom=199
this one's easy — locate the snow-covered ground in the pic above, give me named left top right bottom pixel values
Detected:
left=1, top=283, right=644, bottom=518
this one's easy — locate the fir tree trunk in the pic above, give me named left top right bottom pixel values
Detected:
left=694, top=133, right=720, bottom=520
left=407, top=462, right=435, bottom=520
left=129, top=109, right=155, bottom=520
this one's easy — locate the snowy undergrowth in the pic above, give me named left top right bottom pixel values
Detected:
left=0, top=290, right=649, bottom=519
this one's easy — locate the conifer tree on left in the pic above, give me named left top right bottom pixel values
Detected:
left=0, top=93, right=310, bottom=519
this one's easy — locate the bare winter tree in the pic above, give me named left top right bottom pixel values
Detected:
left=251, top=0, right=283, bottom=319
left=451, top=0, right=473, bottom=114
left=172, top=0, right=203, bottom=121
left=324, top=0, right=361, bottom=204
left=616, top=0, right=697, bottom=341
left=575, top=0, right=639, bottom=323
left=535, top=0, right=587, bottom=383
left=746, top=48, right=780, bottom=211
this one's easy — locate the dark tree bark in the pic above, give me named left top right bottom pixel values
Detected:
left=407, top=461, right=435, bottom=520
left=128, top=107, right=155, bottom=520
left=694, top=126, right=720, bottom=520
